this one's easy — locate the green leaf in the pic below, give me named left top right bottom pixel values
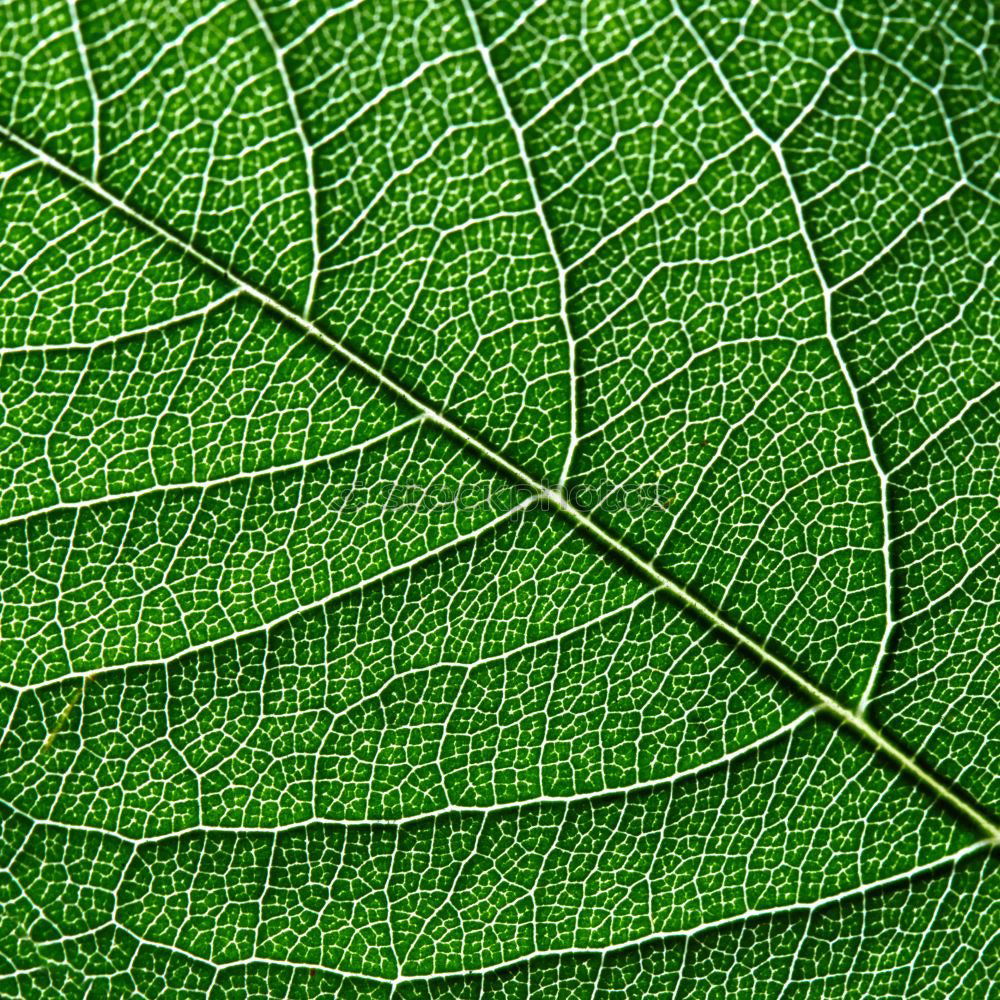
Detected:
left=0, top=0, right=997, bottom=996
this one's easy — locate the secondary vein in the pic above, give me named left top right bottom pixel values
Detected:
left=668, top=1, right=895, bottom=720
left=461, top=0, right=579, bottom=486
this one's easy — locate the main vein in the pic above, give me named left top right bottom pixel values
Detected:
left=1, top=123, right=996, bottom=844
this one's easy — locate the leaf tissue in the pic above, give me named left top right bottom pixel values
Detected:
left=0, top=0, right=997, bottom=996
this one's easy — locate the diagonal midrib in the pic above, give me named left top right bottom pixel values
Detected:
left=1, top=123, right=997, bottom=845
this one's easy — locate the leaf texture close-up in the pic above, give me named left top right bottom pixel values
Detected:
left=0, top=0, right=998, bottom=996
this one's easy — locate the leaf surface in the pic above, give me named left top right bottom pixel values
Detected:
left=0, top=0, right=997, bottom=996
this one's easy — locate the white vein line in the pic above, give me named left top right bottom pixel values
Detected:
left=543, top=60, right=703, bottom=204
left=668, top=4, right=895, bottom=719
left=574, top=232, right=802, bottom=325
left=277, top=0, right=372, bottom=53
left=0, top=203, right=106, bottom=297
left=566, top=134, right=755, bottom=273
left=77, top=840, right=994, bottom=985
left=828, top=6, right=984, bottom=204
left=0, top=155, right=40, bottom=182
left=3, top=123, right=996, bottom=843
left=0, top=417, right=422, bottom=531
left=776, top=47, right=854, bottom=145
left=8, top=573, right=648, bottom=702
left=321, top=119, right=507, bottom=257
left=889, top=378, right=1000, bottom=474
left=829, top=181, right=966, bottom=293
left=579, top=331, right=801, bottom=442
left=310, top=50, right=475, bottom=152
left=490, top=0, right=548, bottom=48
left=3, top=497, right=531, bottom=695
left=66, top=0, right=100, bottom=180
left=461, top=0, right=578, bottom=486
left=897, top=539, right=1000, bottom=624
left=99, top=0, right=233, bottom=104
left=0, top=289, right=239, bottom=356
left=863, top=271, right=992, bottom=390
left=786, top=151, right=892, bottom=717
left=245, top=0, right=319, bottom=317
left=2, top=709, right=813, bottom=834
left=519, top=11, right=668, bottom=132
